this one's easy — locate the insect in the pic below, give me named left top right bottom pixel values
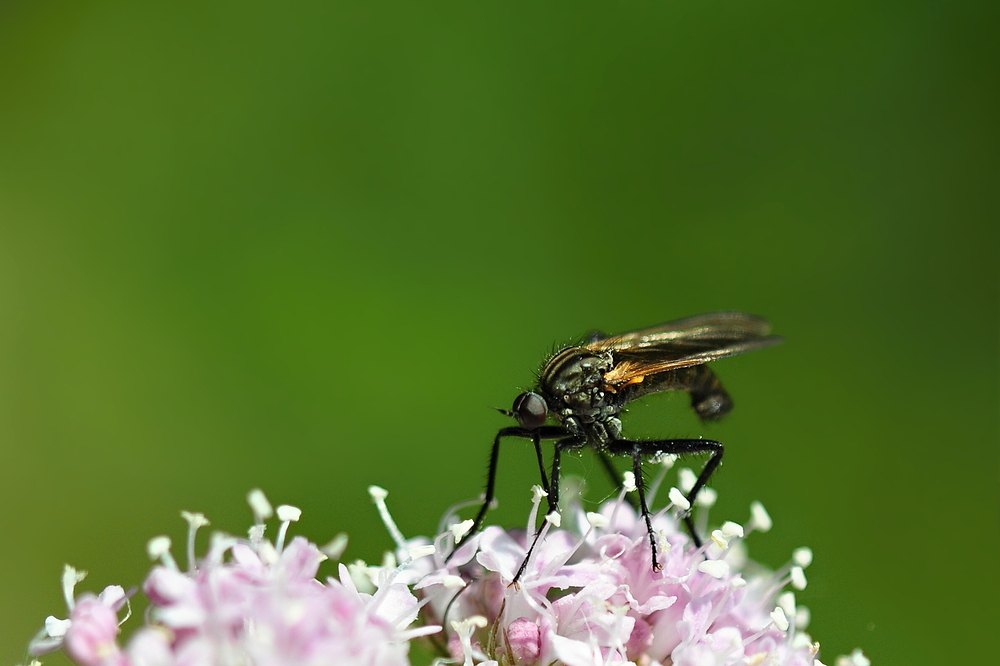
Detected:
left=450, top=312, right=782, bottom=581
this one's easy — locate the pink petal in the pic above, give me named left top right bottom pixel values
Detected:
left=64, top=597, right=122, bottom=666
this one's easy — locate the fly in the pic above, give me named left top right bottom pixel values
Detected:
left=450, top=311, right=782, bottom=582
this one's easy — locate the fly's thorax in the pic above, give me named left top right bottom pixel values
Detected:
left=539, top=347, right=619, bottom=424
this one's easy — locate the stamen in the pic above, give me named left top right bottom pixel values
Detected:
left=525, top=485, right=545, bottom=534
left=770, top=606, right=789, bottom=632
left=777, top=591, right=796, bottom=619
left=442, top=575, right=466, bottom=589
left=794, top=547, right=814, bottom=568
left=247, top=523, right=267, bottom=546
left=790, top=565, right=808, bottom=590
left=146, top=536, right=178, bottom=570
left=450, top=519, right=475, bottom=543
left=60, top=565, right=87, bottom=611
left=622, top=471, right=637, bottom=492
left=646, top=454, right=677, bottom=505
left=710, top=529, right=731, bottom=549
left=180, top=511, right=210, bottom=572
left=274, top=504, right=301, bottom=554
left=836, top=648, right=871, bottom=666
left=451, top=615, right=488, bottom=666
left=320, top=533, right=349, bottom=560
left=368, top=486, right=409, bottom=556
left=408, top=544, right=436, bottom=560
left=347, top=559, right=376, bottom=594
left=668, top=487, right=691, bottom=512
left=656, top=529, right=672, bottom=558
left=743, top=601, right=791, bottom=647
left=678, top=468, right=696, bottom=494
left=748, top=501, right=773, bottom=533
left=246, top=488, right=274, bottom=524
left=544, top=511, right=561, bottom=528
left=586, top=512, right=608, bottom=529
left=722, top=520, right=745, bottom=538
left=697, top=559, right=729, bottom=579
left=436, top=496, right=484, bottom=536
left=276, top=504, right=302, bottom=522
left=695, top=486, right=717, bottom=508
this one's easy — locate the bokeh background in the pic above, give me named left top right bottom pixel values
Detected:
left=1, top=1, right=996, bottom=664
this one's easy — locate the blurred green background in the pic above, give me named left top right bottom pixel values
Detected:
left=1, top=1, right=996, bottom=664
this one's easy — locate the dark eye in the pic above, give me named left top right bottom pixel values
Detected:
left=512, top=392, right=547, bottom=429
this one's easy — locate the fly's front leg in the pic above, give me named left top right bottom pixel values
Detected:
left=532, top=433, right=549, bottom=493
left=546, top=436, right=586, bottom=515
left=447, top=425, right=565, bottom=562
left=513, top=435, right=584, bottom=583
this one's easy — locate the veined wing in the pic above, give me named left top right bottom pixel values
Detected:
left=601, top=336, right=782, bottom=389
left=585, top=312, right=782, bottom=390
left=585, top=311, right=774, bottom=353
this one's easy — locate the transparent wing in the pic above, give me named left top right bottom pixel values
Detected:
left=601, top=337, right=783, bottom=388
left=585, top=311, right=774, bottom=352
left=585, top=312, right=782, bottom=389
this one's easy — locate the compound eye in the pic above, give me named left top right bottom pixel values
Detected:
left=512, top=392, right=547, bottom=429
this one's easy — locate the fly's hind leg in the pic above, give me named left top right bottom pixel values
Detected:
left=606, top=437, right=724, bottom=566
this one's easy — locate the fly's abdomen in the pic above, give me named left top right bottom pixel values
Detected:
left=622, top=364, right=733, bottom=421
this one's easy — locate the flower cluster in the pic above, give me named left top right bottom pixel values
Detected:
left=26, top=491, right=436, bottom=666
left=390, top=463, right=832, bottom=666
left=24, top=473, right=869, bottom=666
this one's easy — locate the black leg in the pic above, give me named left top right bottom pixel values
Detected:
left=532, top=433, right=550, bottom=493
left=513, top=436, right=584, bottom=582
left=447, top=425, right=566, bottom=562
left=546, top=436, right=586, bottom=514
left=630, top=446, right=659, bottom=569
left=606, top=438, right=724, bottom=566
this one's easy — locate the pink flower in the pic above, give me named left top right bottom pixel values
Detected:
left=25, top=482, right=869, bottom=666
left=399, top=465, right=854, bottom=666
left=64, top=588, right=129, bottom=666
left=28, top=565, right=130, bottom=665
left=27, top=490, right=436, bottom=666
